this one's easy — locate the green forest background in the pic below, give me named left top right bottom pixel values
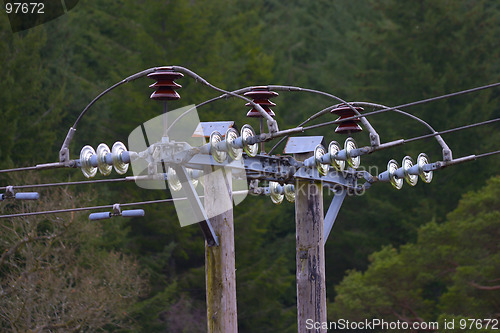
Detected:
left=0, top=0, right=499, bottom=332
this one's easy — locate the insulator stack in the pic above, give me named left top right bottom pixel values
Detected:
left=244, top=86, right=278, bottom=118
left=147, top=67, right=184, bottom=101
left=330, top=104, right=363, bottom=134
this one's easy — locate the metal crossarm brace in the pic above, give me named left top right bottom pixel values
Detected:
left=323, top=190, right=347, bottom=245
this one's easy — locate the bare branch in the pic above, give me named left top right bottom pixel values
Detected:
left=469, top=281, right=500, bottom=291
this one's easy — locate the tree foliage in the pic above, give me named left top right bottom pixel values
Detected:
left=331, top=176, right=500, bottom=329
left=0, top=0, right=499, bottom=332
left=0, top=175, right=146, bottom=331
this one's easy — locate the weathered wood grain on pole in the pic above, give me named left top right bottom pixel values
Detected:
left=295, top=153, right=326, bottom=333
left=204, top=167, right=238, bottom=333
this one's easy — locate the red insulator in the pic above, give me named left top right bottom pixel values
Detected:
left=330, top=104, right=363, bottom=134
left=244, top=86, right=278, bottom=118
left=147, top=67, right=184, bottom=101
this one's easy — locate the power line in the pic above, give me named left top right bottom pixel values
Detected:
left=3, top=81, right=498, bottom=175
left=167, top=85, right=371, bottom=142
left=404, top=118, right=500, bottom=144
left=0, top=162, right=65, bottom=174
left=72, top=68, right=157, bottom=129
left=269, top=82, right=499, bottom=154
left=302, top=82, right=500, bottom=132
left=475, top=150, right=500, bottom=159
left=0, top=190, right=249, bottom=219
left=0, top=177, right=133, bottom=191
left=268, top=105, right=337, bottom=155
left=0, top=198, right=179, bottom=219
left=0, top=166, right=38, bottom=174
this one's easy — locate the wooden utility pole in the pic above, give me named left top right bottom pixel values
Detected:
left=204, top=167, right=238, bottom=333
left=295, top=152, right=327, bottom=333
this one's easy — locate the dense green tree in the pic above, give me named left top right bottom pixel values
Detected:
left=257, top=0, right=500, bottom=296
left=331, top=176, right=500, bottom=330
left=0, top=14, right=67, bottom=167
left=1, top=0, right=499, bottom=331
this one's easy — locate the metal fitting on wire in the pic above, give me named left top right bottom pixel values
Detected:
left=0, top=186, right=39, bottom=201
left=88, top=203, right=145, bottom=221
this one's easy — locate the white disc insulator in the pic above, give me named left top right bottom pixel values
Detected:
left=328, top=141, right=345, bottom=171
left=402, top=156, right=418, bottom=186
left=345, top=137, right=360, bottom=169
left=210, top=131, right=227, bottom=163
left=226, top=128, right=243, bottom=160
left=112, top=141, right=129, bottom=175
left=388, top=159, right=403, bottom=190
left=284, top=184, right=295, bottom=203
left=269, top=181, right=284, bottom=205
left=96, top=143, right=112, bottom=176
left=241, top=124, right=259, bottom=157
left=417, top=153, right=433, bottom=183
left=167, top=167, right=182, bottom=192
left=80, top=145, right=97, bottom=178
left=314, top=144, right=329, bottom=176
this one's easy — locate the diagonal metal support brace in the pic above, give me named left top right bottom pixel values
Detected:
left=323, top=190, right=347, bottom=245
left=173, top=165, right=219, bottom=246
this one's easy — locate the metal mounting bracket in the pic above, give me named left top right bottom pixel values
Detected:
left=323, top=190, right=347, bottom=245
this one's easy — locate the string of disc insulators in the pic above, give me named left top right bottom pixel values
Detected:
left=266, top=182, right=295, bottom=204
left=378, top=153, right=433, bottom=189
left=80, top=142, right=131, bottom=178
left=208, top=124, right=259, bottom=163
left=302, top=137, right=361, bottom=176
left=300, top=137, right=435, bottom=189
left=165, top=167, right=204, bottom=192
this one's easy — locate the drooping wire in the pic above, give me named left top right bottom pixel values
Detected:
left=165, top=85, right=374, bottom=142
left=72, top=68, right=158, bottom=129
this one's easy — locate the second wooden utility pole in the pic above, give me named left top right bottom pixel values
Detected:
left=295, top=153, right=327, bottom=333
left=204, top=167, right=238, bottom=333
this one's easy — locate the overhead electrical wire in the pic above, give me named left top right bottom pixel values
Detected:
left=0, top=198, right=179, bottom=219
left=0, top=190, right=250, bottom=219
left=475, top=150, right=500, bottom=159
left=403, top=118, right=500, bottom=144
left=302, top=82, right=500, bottom=133
left=0, top=177, right=134, bottom=191
left=1, top=74, right=498, bottom=175
left=0, top=165, right=39, bottom=174
left=2, top=117, right=498, bottom=198
left=165, top=85, right=372, bottom=139
left=268, top=82, right=500, bottom=154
